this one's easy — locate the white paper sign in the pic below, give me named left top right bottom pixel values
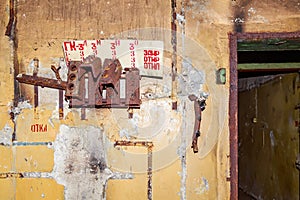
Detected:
left=63, top=40, right=163, bottom=78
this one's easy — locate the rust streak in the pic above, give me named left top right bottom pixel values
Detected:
left=5, top=0, right=15, bottom=38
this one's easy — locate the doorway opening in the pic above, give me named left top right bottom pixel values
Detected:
left=229, top=32, right=300, bottom=200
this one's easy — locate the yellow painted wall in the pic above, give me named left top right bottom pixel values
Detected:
left=0, top=0, right=299, bottom=199
left=239, top=73, right=299, bottom=199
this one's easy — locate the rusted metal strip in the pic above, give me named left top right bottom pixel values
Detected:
left=114, top=140, right=153, bottom=200
left=0, top=172, right=23, bottom=179
left=34, top=85, right=38, bottom=108
left=33, top=58, right=39, bottom=117
left=147, top=145, right=153, bottom=200
left=51, top=65, right=62, bottom=82
left=171, top=0, right=177, bottom=82
left=171, top=0, right=177, bottom=110
left=114, top=140, right=153, bottom=147
left=59, top=89, right=64, bottom=119
left=229, top=32, right=238, bottom=200
left=81, top=108, right=86, bottom=120
left=125, top=68, right=140, bottom=106
left=16, top=74, right=67, bottom=90
left=0, top=172, right=52, bottom=179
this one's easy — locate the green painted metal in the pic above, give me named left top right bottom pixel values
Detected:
left=237, top=38, right=300, bottom=51
left=238, top=63, right=300, bottom=70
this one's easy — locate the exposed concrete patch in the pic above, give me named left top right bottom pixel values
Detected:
left=52, top=125, right=132, bottom=200
left=53, top=125, right=108, bottom=199
left=178, top=59, right=205, bottom=97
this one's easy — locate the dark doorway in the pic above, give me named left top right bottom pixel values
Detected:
left=238, top=72, right=299, bottom=199
left=229, top=32, right=300, bottom=200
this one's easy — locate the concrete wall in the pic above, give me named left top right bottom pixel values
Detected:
left=0, top=0, right=299, bottom=199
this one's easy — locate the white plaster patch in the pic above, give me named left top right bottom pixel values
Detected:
left=178, top=59, right=205, bottom=97
left=194, top=177, right=209, bottom=195
left=112, top=96, right=175, bottom=140
left=2, top=101, right=32, bottom=145
left=233, top=17, right=245, bottom=24
left=177, top=13, right=186, bottom=25
left=248, top=7, right=256, bottom=16
left=8, top=100, right=32, bottom=119
left=0, top=124, right=13, bottom=146
left=119, top=129, right=130, bottom=140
